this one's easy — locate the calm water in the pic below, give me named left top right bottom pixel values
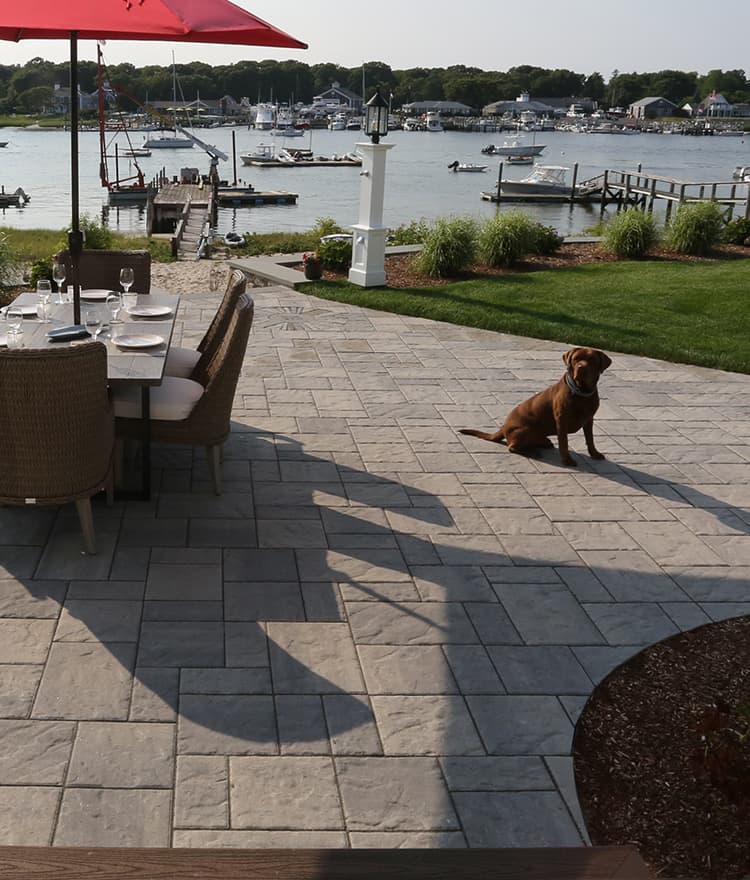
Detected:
left=1, top=125, right=748, bottom=237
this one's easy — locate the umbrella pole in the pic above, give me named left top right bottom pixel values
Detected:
left=68, top=32, right=83, bottom=325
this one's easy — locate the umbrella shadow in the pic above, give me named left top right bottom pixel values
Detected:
left=0, top=431, right=748, bottom=753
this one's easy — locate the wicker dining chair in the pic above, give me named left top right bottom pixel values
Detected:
left=55, top=248, right=151, bottom=294
left=164, top=268, right=247, bottom=381
left=114, top=293, right=254, bottom=494
left=0, top=343, right=115, bottom=554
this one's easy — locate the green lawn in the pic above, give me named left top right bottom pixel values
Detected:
left=305, top=258, right=750, bottom=374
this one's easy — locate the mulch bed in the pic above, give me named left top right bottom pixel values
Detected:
left=306, top=242, right=749, bottom=288
left=573, top=617, right=750, bottom=880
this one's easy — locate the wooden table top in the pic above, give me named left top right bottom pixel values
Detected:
left=5, top=291, right=180, bottom=387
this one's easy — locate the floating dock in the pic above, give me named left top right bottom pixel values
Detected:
left=216, top=187, right=298, bottom=206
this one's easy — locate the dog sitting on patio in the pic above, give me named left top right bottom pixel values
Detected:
left=459, top=347, right=612, bottom=467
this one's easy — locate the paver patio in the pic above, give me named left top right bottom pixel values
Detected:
left=1, top=280, right=749, bottom=848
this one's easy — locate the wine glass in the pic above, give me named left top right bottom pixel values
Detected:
left=119, top=267, right=135, bottom=295
left=84, top=308, right=101, bottom=340
left=52, top=263, right=67, bottom=304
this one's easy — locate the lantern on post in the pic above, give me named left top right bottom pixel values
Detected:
left=363, top=88, right=389, bottom=144
left=349, top=89, right=394, bottom=287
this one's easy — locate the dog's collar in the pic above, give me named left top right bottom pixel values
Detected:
left=565, top=371, right=597, bottom=398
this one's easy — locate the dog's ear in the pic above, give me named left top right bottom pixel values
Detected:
left=562, top=348, right=579, bottom=365
left=597, top=350, right=612, bottom=372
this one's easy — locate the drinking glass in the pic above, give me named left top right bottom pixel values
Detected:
left=119, top=267, right=135, bottom=295
left=52, top=263, right=67, bottom=304
left=6, top=306, right=24, bottom=348
left=106, top=293, right=123, bottom=324
left=122, top=291, right=138, bottom=314
left=84, top=308, right=101, bottom=340
left=36, top=280, right=52, bottom=323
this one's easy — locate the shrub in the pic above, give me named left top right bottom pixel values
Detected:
left=414, top=216, right=478, bottom=277
left=722, top=216, right=750, bottom=246
left=531, top=223, right=565, bottom=256
left=602, top=209, right=659, bottom=259
left=79, top=215, right=114, bottom=250
left=389, top=219, right=430, bottom=245
left=478, top=212, right=539, bottom=267
left=666, top=200, right=724, bottom=255
left=318, top=236, right=352, bottom=271
left=28, top=259, right=52, bottom=289
left=312, top=216, right=346, bottom=239
left=0, top=232, right=19, bottom=288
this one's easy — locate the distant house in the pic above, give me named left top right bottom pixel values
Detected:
left=46, top=83, right=97, bottom=115
left=219, top=95, right=244, bottom=117
left=697, top=90, right=735, bottom=117
left=313, top=82, right=362, bottom=113
left=402, top=100, right=474, bottom=116
left=482, top=93, right=583, bottom=118
left=628, top=96, right=678, bottom=119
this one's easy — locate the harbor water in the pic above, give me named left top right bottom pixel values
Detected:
left=1, top=125, right=748, bottom=237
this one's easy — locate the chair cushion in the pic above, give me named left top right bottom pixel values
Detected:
left=164, top=346, right=201, bottom=378
left=113, top=376, right=204, bottom=421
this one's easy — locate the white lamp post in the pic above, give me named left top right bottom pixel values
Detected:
left=348, top=89, right=394, bottom=287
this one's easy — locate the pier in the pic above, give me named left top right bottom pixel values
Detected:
left=482, top=164, right=750, bottom=221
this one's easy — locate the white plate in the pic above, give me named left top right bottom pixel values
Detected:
left=113, top=334, right=164, bottom=349
left=2, top=304, right=38, bottom=316
left=80, top=289, right=114, bottom=301
left=126, top=306, right=173, bottom=318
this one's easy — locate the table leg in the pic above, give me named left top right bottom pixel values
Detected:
left=141, top=386, right=151, bottom=501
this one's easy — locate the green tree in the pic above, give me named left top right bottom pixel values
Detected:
left=16, top=84, right=53, bottom=114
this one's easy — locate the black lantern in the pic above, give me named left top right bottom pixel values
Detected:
left=364, top=88, right=389, bottom=144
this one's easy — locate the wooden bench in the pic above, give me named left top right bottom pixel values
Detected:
left=0, top=845, right=655, bottom=879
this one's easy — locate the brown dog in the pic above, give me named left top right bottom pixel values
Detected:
left=460, top=347, right=612, bottom=467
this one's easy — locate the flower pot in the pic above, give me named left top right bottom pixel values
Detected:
left=304, top=261, right=323, bottom=280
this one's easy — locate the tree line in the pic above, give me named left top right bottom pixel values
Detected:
left=0, top=56, right=748, bottom=115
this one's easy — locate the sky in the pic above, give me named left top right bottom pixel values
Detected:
left=1, top=0, right=747, bottom=78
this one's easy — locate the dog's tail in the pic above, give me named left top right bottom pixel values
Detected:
left=459, top=428, right=506, bottom=444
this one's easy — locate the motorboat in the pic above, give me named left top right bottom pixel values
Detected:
left=402, top=117, right=423, bottom=132
left=240, top=142, right=283, bottom=166
left=253, top=103, right=275, bottom=130
left=733, top=165, right=750, bottom=182
left=269, top=126, right=304, bottom=138
left=425, top=112, right=444, bottom=132
left=121, top=146, right=152, bottom=157
left=448, top=160, right=488, bottom=173
left=346, top=117, right=362, bottom=131
left=481, top=136, right=545, bottom=157
left=499, top=165, right=574, bottom=196
left=505, top=154, right=535, bottom=165
left=328, top=112, right=347, bottom=131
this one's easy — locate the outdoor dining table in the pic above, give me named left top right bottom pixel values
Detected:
left=4, top=289, right=180, bottom=500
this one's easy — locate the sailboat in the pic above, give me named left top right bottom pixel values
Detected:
left=142, top=53, right=194, bottom=149
left=97, top=47, right=152, bottom=204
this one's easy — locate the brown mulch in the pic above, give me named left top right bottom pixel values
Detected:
left=573, top=617, right=750, bottom=880
left=310, top=241, right=749, bottom=288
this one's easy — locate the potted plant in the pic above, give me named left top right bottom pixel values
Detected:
left=302, top=251, right=323, bottom=280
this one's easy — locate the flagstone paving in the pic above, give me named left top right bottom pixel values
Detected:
left=1, top=281, right=749, bottom=848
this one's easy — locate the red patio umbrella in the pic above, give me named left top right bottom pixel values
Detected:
left=0, top=0, right=306, bottom=322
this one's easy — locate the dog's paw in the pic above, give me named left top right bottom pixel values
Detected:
left=589, top=451, right=606, bottom=460
left=561, top=457, right=578, bottom=467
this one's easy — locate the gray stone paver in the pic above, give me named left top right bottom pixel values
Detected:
left=2, top=280, right=749, bottom=849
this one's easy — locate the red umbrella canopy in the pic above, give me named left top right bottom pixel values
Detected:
left=0, top=0, right=307, bottom=48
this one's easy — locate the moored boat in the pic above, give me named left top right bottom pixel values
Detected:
left=482, top=136, right=546, bottom=157
left=448, top=160, right=488, bottom=173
